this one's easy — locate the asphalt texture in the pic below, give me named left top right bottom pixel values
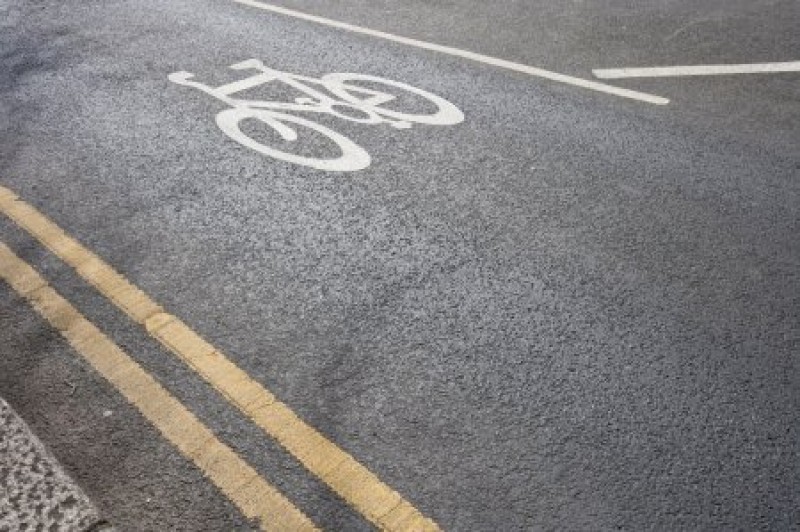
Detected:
left=1, top=0, right=799, bottom=530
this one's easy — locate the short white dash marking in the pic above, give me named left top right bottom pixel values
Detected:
left=593, top=61, right=800, bottom=79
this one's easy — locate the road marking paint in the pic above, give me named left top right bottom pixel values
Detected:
left=170, top=59, right=463, bottom=172
left=230, top=0, right=669, bottom=105
left=0, top=242, right=316, bottom=532
left=593, top=61, right=800, bottom=79
left=0, top=185, right=439, bottom=531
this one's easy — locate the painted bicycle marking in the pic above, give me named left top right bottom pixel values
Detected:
left=169, top=59, right=464, bottom=172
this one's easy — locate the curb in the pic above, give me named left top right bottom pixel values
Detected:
left=0, top=397, right=113, bottom=531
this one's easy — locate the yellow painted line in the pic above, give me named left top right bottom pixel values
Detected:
left=0, top=242, right=316, bottom=531
left=0, top=186, right=439, bottom=531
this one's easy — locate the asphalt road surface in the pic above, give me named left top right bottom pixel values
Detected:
left=1, top=0, right=798, bottom=530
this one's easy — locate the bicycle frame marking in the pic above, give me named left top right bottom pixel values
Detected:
left=169, top=59, right=464, bottom=172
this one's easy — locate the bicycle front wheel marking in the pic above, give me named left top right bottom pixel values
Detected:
left=216, top=108, right=371, bottom=172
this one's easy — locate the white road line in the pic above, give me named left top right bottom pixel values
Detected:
left=231, top=0, right=669, bottom=105
left=593, top=61, right=800, bottom=79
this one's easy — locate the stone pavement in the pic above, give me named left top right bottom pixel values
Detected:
left=0, top=397, right=111, bottom=531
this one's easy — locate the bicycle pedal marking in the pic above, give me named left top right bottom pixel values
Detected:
left=168, top=59, right=464, bottom=172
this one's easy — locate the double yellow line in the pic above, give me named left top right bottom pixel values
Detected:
left=0, top=186, right=437, bottom=531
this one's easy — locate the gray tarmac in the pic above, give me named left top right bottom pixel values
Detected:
left=1, top=0, right=798, bottom=530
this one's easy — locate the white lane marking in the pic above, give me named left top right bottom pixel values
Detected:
left=231, top=0, right=669, bottom=106
left=593, top=61, right=800, bottom=79
left=169, top=58, right=463, bottom=171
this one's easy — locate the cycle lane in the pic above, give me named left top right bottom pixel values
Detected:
left=215, top=0, right=800, bottom=159
left=2, top=0, right=799, bottom=529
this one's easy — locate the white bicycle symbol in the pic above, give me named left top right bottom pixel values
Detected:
left=168, top=59, right=464, bottom=172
